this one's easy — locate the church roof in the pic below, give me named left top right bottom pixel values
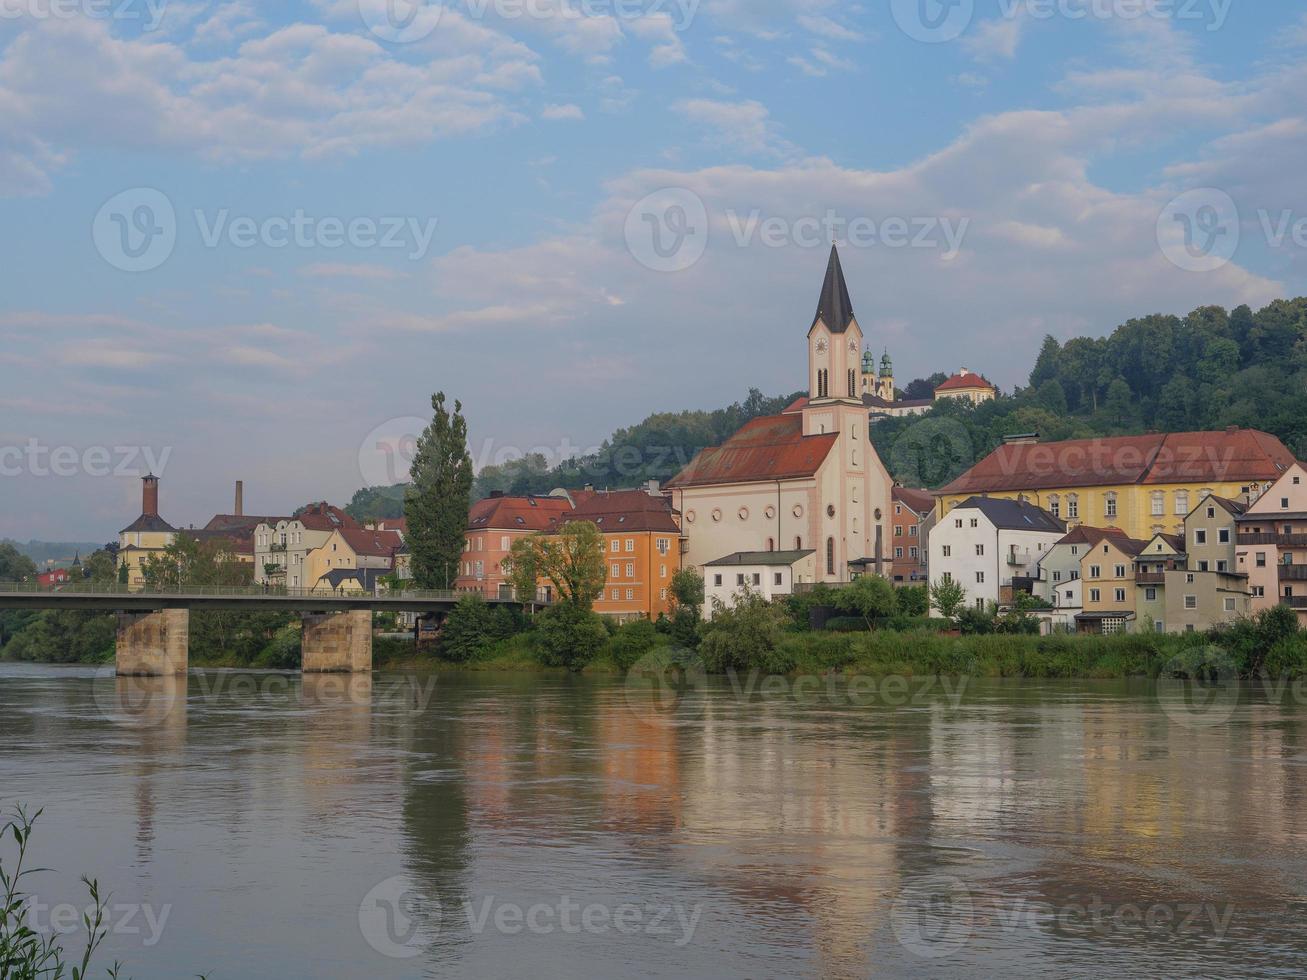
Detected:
left=665, top=413, right=839, bottom=489
left=810, top=244, right=856, bottom=334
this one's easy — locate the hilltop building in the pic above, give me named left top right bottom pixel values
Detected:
left=667, top=245, right=894, bottom=586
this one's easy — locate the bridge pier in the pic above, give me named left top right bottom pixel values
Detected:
left=116, top=609, right=189, bottom=676
left=301, top=610, right=373, bottom=674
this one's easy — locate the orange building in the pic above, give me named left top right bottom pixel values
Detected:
left=890, top=486, right=933, bottom=586
left=455, top=492, right=577, bottom=598
left=553, top=488, right=683, bottom=623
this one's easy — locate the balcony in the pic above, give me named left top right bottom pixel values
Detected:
left=269, top=542, right=288, bottom=553
left=1239, top=532, right=1307, bottom=547
left=1278, top=565, right=1307, bottom=581
left=1283, top=597, right=1307, bottom=610
left=1006, top=550, right=1033, bottom=566
left=1136, top=572, right=1165, bottom=585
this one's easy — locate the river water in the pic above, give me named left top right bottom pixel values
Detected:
left=1, top=662, right=1305, bottom=978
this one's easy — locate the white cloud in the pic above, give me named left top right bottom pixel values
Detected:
left=674, top=98, right=792, bottom=156
left=963, top=12, right=1026, bottom=60
left=541, top=102, right=585, bottom=121
left=796, top=14, right=863, bottom=41
left=298, top=263, right=408, bottom=281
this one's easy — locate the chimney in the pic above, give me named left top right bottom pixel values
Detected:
left=235, top=480, right=244, bottom=517
left=645, top=479, right=661, bottom=496
left=142, top=475, right=159, bottom=517
left=1225, top=425, right=1239, bottom=435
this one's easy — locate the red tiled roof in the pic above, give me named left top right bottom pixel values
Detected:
left=373, top=518, right=407, bottom=533
left=336, top=528, right=403, bottom=558
left=296, top=503, right=359, bottom=531
left=938, top=429, right=1297, bottom=495
left=935, top=371, right=997, bottom=393
left=467, top=494, right=574, bottom=532
left=893, top=486, right=935, bottom=515
left=665, top=413, right=839, bottom=489
left=1053, top=525, right=1148, bottom=556
left=556, top=489, right=680, bottom=534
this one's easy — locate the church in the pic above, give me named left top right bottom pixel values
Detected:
left=666, top=245, right=895, bottom=584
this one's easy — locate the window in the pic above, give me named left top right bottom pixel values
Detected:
left=1184, top=595, right=1197, bottom=610
left=611, top=563, right=620, bottom=578
left=1224, top=598, right=1236, bottom=612
left=826, top=538, right=835, bottom=577
left=975, top=598, right=985, bottom=610
left=817, top=368, right=828, bottom=398
left=1115, top=589, right=1126, bottom=603
left=501, top=536, right=510, bottom=551
left=656, top=538, right=670, bottom=555
left=1049, top=495, right=1060, bottom=517
left=774, top=572, right=783, bottom=586
left=766, top=538, right=775, bottom=552
left=895, top=525, right=903, bottom=537
left=611, top=588, right=619, bottom=600
left=970, top=518, right=979, bottom=529
left=1090, top=589, right=1101, bottom=602
left=975, top=544, right=985, bottom=557
left=909, top=525, right=918, bottom=537
left=1151, top=492, right=1165, bottom=517
left=1283, top=498, right=1291, bottom=510
left=1198, top=561, right=1209, bottom=572
left=910, top=547, right=919, bottom=558
left=1257, top=552, right=1267, bottom=567
left=1067, top=495, right=1079, bottom=519
left=895, top=547, right=904, bottom=558
left=1217, top=560, right=1227, bottom=572
left=1112, top=565, right=1125, bottom=578
left=1175, top=491, right=1189, bottom=516
left=736, top=574, right=745, bottom=586
left=1186, top=573, right=1195, bottom=584
left=1053, top=571, right=1062, bottom=582
left=611, top=540, right=620, bottom=553
left=942, top=545, right=952, bottom=558
left=752, top=573, right=761, bottom=586
left=1105, top=493, right=1118, bottom=519
left=1253, top=586, right=1265, bottom=598
left=1219, top=529, right=1230, bottom=544
left=848, top=368, right=856, bottom=398
left=626, top=589, right=634, bottom=600
left=1090, top=565, right=1101, bottom=578
left=1195, top=530, right=1207, bottom=546
left=1155, top=621, right=1165, bottom=634
left=713, top=574, right=722, bottom=587
left=976, top=571, right=985, bottom=584
left=660, top=564, right=667, bottom=578
left=1146, top=587, right=1157, bottom=601
left=625, top=563, right=634, bottom=577
left=660, top=589, right=667, bottom=601
left=625, top=539, right=635, bottom=552
left=955, top=519, right=963, bottom=528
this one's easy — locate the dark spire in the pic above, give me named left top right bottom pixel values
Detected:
left=811, top=244, right=856, bottom=334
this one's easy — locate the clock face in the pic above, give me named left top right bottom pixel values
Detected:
left=848, top=340, right=858, bottom=354
left=815, top=339, right=828, bottom=354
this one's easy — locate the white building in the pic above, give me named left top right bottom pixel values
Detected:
left=667, top=245, right=894, bottom=583
left=703, top=550, right=817, bottom=616
left=929, top=496, right=1066, bottom=612
left=253, top=502, right=357, bottom=588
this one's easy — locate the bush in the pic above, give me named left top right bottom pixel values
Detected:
left=700, top=591, right=790, bottom=673
left=896, top=585, right=929, bottom=617
left=531, top=604, right=609, bottom=671
left=824, top=616, right=872, bottom=633
left=607, top=619, right=664, bottom=672
left=783, top=585, right=838, bottom=631
left=440, top=594, right=523, bottom=663
left=1261, top=633, right=1307, bottom=679
left=254, top=624, right=302, bottom=669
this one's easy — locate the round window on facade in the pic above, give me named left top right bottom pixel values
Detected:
left=685, top=510, right=696, bottom=524
left=711, top=508, right=722, bottom=523
left=738, top=507, right=749, bottom=521
left=792, top=504, right=804, bottom=519
left=764, top=505, right=776, bottom=520
left=827, top=504, right=836, bottom=518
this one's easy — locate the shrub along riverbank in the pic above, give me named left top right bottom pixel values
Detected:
left=7, top=578, right=1306, bottom=681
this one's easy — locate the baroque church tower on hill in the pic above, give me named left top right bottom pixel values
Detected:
left=667, top=245, right=894, bottom=586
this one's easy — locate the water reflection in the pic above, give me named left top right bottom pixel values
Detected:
left=1, top=667, right=1306, bottom=978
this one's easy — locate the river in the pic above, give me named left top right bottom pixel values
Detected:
left=1, top=663, right=1305, bottom=978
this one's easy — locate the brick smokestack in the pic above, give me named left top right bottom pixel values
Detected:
left=235, top=480, right=244, bottom=517
left=142, top=475, right=159, bottom=517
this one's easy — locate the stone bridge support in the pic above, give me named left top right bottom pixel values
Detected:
left=301, top=609, right=373, bottom=673
left=116, top=609, right=189, bottom=676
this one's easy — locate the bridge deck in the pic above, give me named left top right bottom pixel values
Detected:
left=0, top=583, right=536, bottom=613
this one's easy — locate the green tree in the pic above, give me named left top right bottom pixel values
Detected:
left=1102, top=376, right=1135, bottom=427
left=531, top=603, right=608, bottom=671
left=833, top=575, right=897, bottom=629
left=1029, top=335, right=1062, bottom=389
left=1036, top=379, right=1068, bottom=416
left=506, top=521, right=607, bottom=611
left=405, top=392, right=474, bottom=589
left=896, top=585, right=929, bottom=617
left=699, top=589, right=791, bottom=673
left=439, top=594, right=507, bottom=663
left=930, top=577, right=967, bottom=621
left=669, top=568, right=705, bottom=617
left=0, top=544, right=37, bottom=582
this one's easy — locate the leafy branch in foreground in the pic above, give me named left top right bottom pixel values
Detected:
left=1, top=805, right=118, bottom=980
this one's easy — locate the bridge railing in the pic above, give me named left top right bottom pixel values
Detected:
left=0, top=581, right=463, bottom=601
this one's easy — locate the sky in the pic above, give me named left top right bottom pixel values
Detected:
left=1, top=0, right=1305, bottom=541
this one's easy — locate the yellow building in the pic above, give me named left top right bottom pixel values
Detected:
left=118, top=476, right=177, bottom=588
left=305, top=527, right=403, bottom=594
left=1078, top=535, right=1147, bottom=634
left=936, top=429, right=1298, bottom=541
left=933, top=368, right=997, bottom=405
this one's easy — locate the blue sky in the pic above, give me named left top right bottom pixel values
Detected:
left=1, top=0, right=1305, bottom=539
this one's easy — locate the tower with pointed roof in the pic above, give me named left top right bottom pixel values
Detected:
left=877, top=349, right=895, bottom=402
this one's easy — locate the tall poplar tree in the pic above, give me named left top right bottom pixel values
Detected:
left=405, top=392, right=474, bottom=589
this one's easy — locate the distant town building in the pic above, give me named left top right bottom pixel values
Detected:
left=307, top=527, right=403, bottom=593
left=929, top=496, right=1065, bottom=614
left=932, top=368, right=998, bottom=406
left=254, top=503, right=358, bottom=588
left=456, top=491, right=578, bottom=598
left=889, top=486, right=933, bottom=587
left=936, top=427, right=1297, bottom=540
left=118, top=475, right=176, bottom=588
left=1236, top=461, right=1307, bottom=626
left=704, top=550, right=816, bottom=615
left=668, top=245, right=894, bottom=586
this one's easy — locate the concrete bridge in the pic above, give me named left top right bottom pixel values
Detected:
left=0, top=583, right=535, bottom=676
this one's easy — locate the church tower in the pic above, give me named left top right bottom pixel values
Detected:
left=861, top=347, right=877, bottom=396
left=806, top=245, right=864, bottom=415
left=877, top=349, right=895, bottom=402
